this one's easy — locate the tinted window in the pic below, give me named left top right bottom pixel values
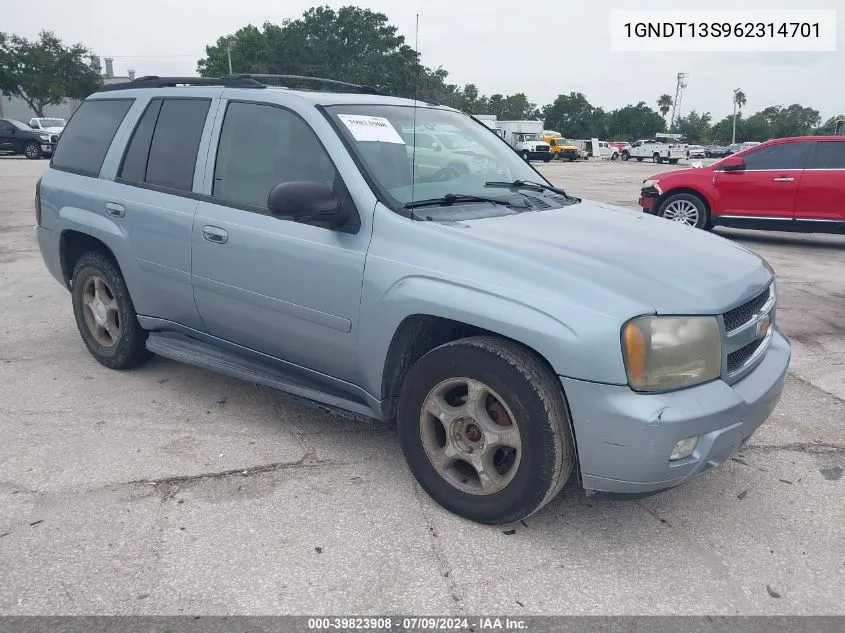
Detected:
left=144, top=98, right=210, bottom=191
left=742, top=142, right=809, bottom=170
left=51, top=99, right=133, bottom=176
left=213, top=102, right=337, bottom=208
left=810, top=142, right=845, bottom=169
left=118, top=99, right=163, bottom=183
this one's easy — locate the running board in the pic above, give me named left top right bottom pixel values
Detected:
left=145, top=332, right=376, bottom=422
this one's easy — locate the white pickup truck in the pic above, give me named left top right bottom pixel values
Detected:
left=620, top=136, right=687, bottom=164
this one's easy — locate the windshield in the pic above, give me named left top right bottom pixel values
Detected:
left=327, top=105, right=555, bottom=208
left=36, top=118, right=65, bottom=127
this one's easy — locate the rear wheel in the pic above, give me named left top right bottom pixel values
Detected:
left=397, top=337, right=574, bottom=525
left=669, top=158, right=679, bottom=164
left=636, top=157, right=643, bottom=162
left=23, top=141, right=41, bottom=160
left=657, top=192, right=709, bottom=229
left=71, top=251, right=153, bottom=369
left=652, top=153, right=663, bottom=164
left=621, top=151, right=630, bottom=161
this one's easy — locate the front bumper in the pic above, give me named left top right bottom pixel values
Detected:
left=555, top=149, right=578, bottom=160
left=563, top=328, right=790, bottom=494
left=40, top=144, right=55, bottom=155
left=638, top=186, right=659, bottom=213
left=526, top=151, right=554, bottom=161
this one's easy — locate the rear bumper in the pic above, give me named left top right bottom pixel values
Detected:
left=37, top=226, right=66, bottom=288
left=563, top=328, right=790, bottom=494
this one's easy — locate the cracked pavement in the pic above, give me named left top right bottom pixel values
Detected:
left=1, top=157, right=843, bottom=615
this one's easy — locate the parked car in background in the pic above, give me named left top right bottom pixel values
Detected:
left=687, top=145, right=707, bottom=159
left=28, top=117, right=67, bottom=134
left=588, top=140, right=619, bottom=160
left=621, top=138, right=685, bottom=163
left=639, top=136, right=845, bottom=233
left=727, top=143, right=743, bottom=154
left=706, top=145, right=731, bottom=158
left=741, top=141, right=762, bottom=150
left=34, top=74, right=790, bottom=525
left=0, top=118, right=58, bottom=159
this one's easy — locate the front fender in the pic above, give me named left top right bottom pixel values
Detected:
left=356, top=274, right=628, bottom=399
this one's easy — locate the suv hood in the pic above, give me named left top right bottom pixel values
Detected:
left=439, top=201, right=770, bottom=316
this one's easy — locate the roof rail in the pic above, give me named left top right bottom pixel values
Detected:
left=98, top=76, right=266, bottom=92
left=224, top=74, right=383, bottom=95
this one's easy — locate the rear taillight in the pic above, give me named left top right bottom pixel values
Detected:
left=35, top=177, right=42, bottom=227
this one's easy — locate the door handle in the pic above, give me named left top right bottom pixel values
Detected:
left=201, top=225, right=229, bottom=244
left=105, top=202, right=125, bottom=217
left=772, top=177, right=794, bottom=182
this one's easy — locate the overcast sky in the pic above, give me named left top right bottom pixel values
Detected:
left=6, top=0, right=843, bottom=121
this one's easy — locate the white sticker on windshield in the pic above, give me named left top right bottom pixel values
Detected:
left=337, top=114, right=405, bottom=144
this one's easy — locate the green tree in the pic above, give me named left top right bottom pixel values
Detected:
left=542, top=92, right=601, bottom=138
left=656, top=94, right=673, bottom=119
left=731, top=88, right=747, bottom=144
left=0, top=31, right=101, bottom=116
left=672, top=110, right=712, bottom=143
left=197, top=7, right=449, bottom=100
left=606, top=102, right=666, bottom=141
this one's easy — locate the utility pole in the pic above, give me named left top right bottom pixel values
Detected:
left=227, top=40, right=233, bottom=75
left=731, top=88, right=740, bottom=145
left=670, top=72, right=688, bottom=129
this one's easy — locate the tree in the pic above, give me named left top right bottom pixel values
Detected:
left=731, top=88, right=747, bottom=144
left=657, top=94, right=673, bottom=119
left=542, top=92, right=602, bottom=138
left=0, top=31, right=102, bottom=117
left=606, top=102, right=666, bottom=141
left=672, top=110, right=712, bottom=143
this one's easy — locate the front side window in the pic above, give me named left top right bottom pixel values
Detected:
left=741, top=142, right=810, bottom=170
left=326, top=104, right=554, bottom=209
left=51, top=99, right=134, bottom=177
left=212, top=101, right=337, bottom=209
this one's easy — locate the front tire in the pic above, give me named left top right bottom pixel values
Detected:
left=397, top=336, right=575, bottom=525
left=657, top=192, right=709, bottom=229
left=621, top=151, right=630, bottom=161
left=23, top=141, right=42, bottom=160
left=71, top=251, right=153, bottom=370
left=636, top=157, right=643, bottom=162
left=521, top=150, right=530, bottom=162
left=669, top=158, right=679, bottom=164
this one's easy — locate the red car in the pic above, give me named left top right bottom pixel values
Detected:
left=638, top=136, right=845, bottom=234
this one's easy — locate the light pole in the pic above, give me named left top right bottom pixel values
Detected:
left=227, top=39, right=233, bottom=75
left=731, top=88, right=740, bottom=145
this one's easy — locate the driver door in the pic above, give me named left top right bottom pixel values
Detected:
left=191, top=100, right=370, bottom=382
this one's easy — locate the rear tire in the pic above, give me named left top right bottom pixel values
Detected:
left=397, top=336, right=575, bottom=525
left=621, top=151, right=630, bottom=161
left=636, top=157, right=643, bottom=162
left=71, top=251, right=153, bottom=370
left=653, top=153, right=663, bottom=164
left=669, top=158, right=679, bottom=164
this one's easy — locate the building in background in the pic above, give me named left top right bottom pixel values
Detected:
left=0, top=56, right=135, bottom=122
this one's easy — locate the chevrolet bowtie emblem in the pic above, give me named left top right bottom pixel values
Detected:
left=756, top=314, right=771, bottom=339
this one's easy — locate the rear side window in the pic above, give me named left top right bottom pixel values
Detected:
left=810, top=142, right=845, bottom=169
left=51, top=99, right=133, bottom=177
left=742, top=142, right=810, bottom=170
left=118, top=98, right=210, bottom=192
left=145, top=99, right=210, bottom=191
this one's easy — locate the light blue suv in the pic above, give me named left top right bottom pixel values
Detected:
left=35, top=75, right=790, bottom=524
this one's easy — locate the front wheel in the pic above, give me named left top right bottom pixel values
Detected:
left=636, top=157, right=644, bottom=162
left=611, top=152, right=619, bottom=161
left=397, top=337, right=575, bottom=525
left=521, top=150, right=530, bottom=162
left=669, top=158, right=679, bottom=164
left=621, top=151, right=630, bottom=161
left=23, top=141, right=42, bottom=160
left=657, top=192, right=710, bottom=229
left=543, top=156, right=551, bottom=163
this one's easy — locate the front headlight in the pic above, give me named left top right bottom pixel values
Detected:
left=38, top=133, right=50, bottom=142
left=642, top=179, right=662, bottom=194
left=622, top=315, right=722, bottom=392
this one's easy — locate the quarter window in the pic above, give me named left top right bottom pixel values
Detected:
left=212, top=102, right=337, bottom=209
left=51, top=99, right=133, bottom=177
left=741, top=142, right=810, bottom=170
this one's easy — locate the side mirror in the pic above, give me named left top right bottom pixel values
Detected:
left=720, top=156, right=745, bottom=172
left=267, top=181, right=348, bottom=226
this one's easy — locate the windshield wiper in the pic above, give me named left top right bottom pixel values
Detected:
left=404, top=193, right=515, bottom=210
left=484, top=179, right=575, bottom=199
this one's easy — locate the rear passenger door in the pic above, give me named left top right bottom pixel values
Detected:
left=794, top=141, right=845, bottom=223
left=97, top=94, right=218, bottom=330
left=0, top=120, right=18, bottom=152
left=191, top=99, right=369, bottom=383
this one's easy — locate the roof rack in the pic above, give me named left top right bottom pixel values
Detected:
left=99, top=76, right=266, bottom=91
left=224, top=74, right=383, bottom=95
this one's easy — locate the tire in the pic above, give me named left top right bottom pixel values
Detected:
left=669, top=158, right=679, bottom=164
left=652, top=153, right=663, bottom=164
left=636, top=157, right=643, bottom=162
left=621, top=151, right=630, bottom=161
left=521, top=150, right=530, bottom=162
left=397, top=336, right=575, bottom=525
left=611, top=152, right=618, bottom=161
left=657, top=192, right=710, bottom=229
left=543, top=157, right=551, bottom=163
left=23, top=141, right=42, bottom=160
left=71, top=251, right=153, bottom=370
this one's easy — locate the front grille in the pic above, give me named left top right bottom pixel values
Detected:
left=723, top=287, right=770, bottom=331
left=727, top=338, right=764, bottom=373
left=536, top=144, right=549, bottom=152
